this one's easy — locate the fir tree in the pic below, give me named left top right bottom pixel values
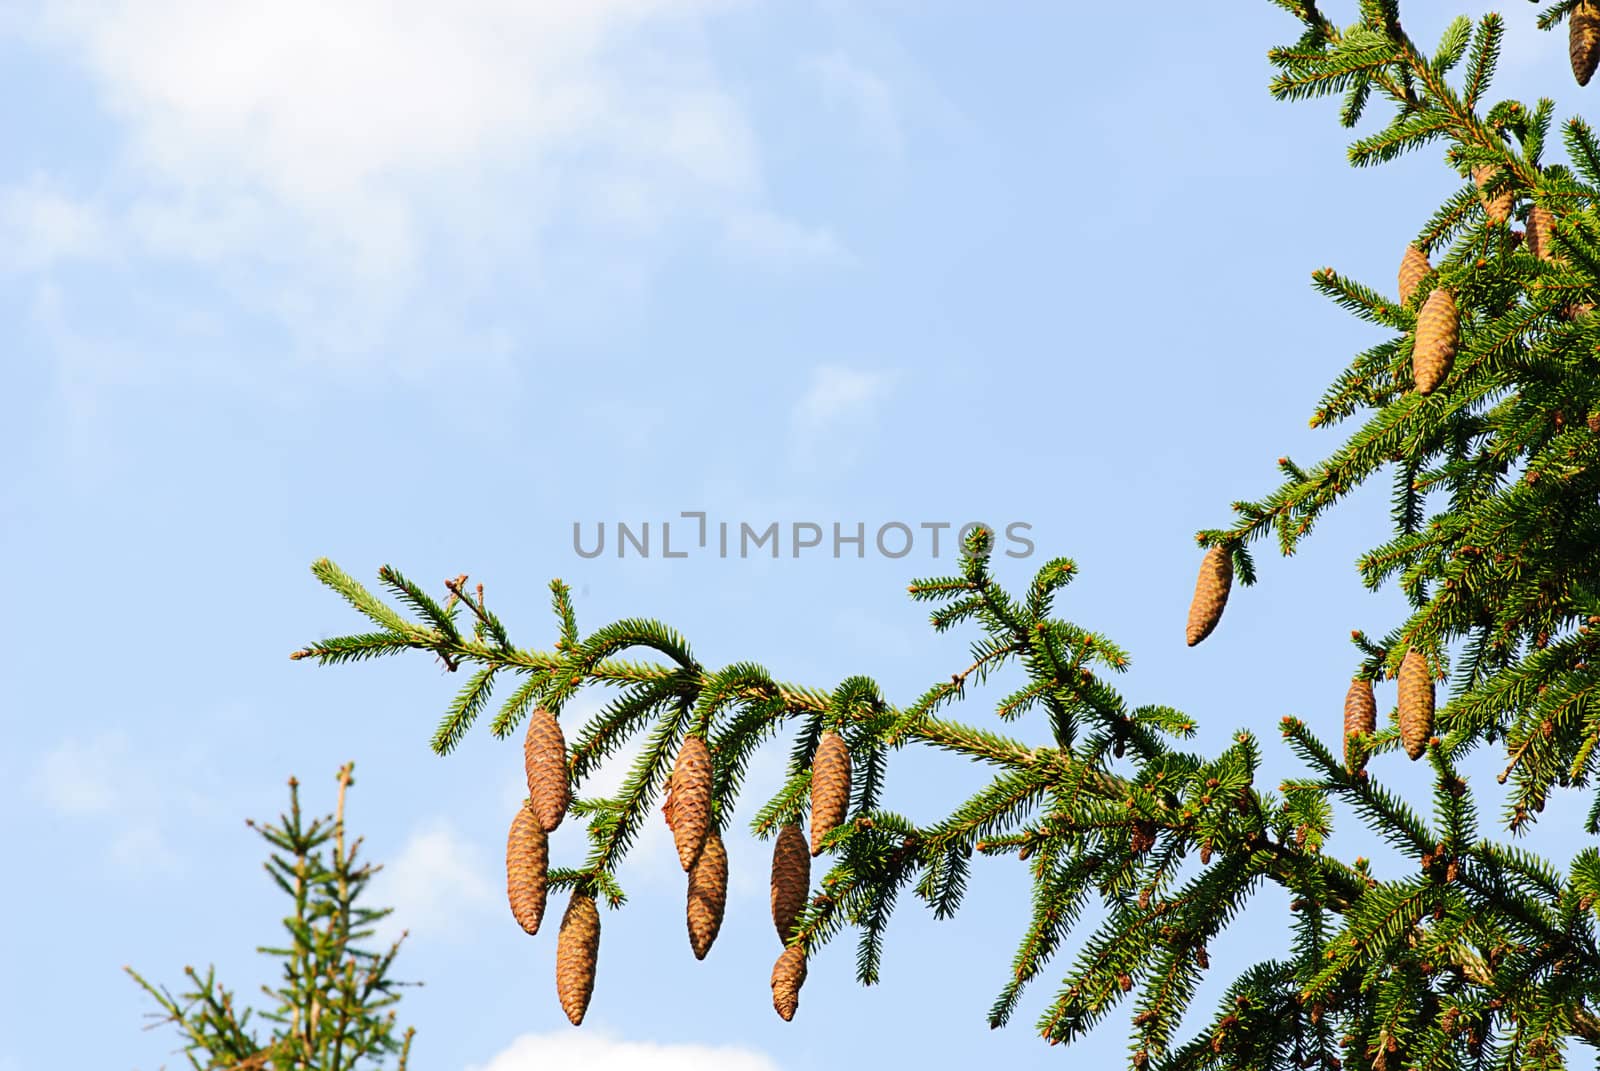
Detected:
left=291, top=3, right=1600, bottom=1066
left=127, top=763, right=417, bottom=1070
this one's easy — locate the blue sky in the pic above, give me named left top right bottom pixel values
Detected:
left=5, top=2, right=1599, bottom=1069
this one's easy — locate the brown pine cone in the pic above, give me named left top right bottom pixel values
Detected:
left=1589, top=411, right=1600, bottom=434
left=1526, top=205, right=1557, bottom=262
left=1412, top=287, right=1458, bottom=395
left=555, top=892, right=601, bottom=1026
left=810, top=731, right=852, bottom=856
left=1574, top=1, right=1600, bottom=86
left=1185, top=545, right=1232, bottom=647
left=1344, top=678, right=1377, bottom=774
left=670, top=736, right=713, bottom=871
left=506, top=802, right=549, bottom=936
left=1398, top=243, right=1430, bottom=305
left=771, top=944, right=808, bottom=1021
left=1398, top=649, right=1435, bottom=761
left=687, top=828, right=728, bottom=960
left=524, top=707, right=570, bottom=833
left=1472, top=166, right=1513, bottom=225
left=770, top=822, right=811, bottom=945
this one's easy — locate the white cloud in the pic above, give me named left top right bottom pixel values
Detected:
left=28, top=732, right=129, bottom=815
left=372, top=819, right=496, bottom=942
left=802, top=50, right=903, bottom=156
left=469, top=1030, right=784, bottom=1071
left=26, top=730, right=213, bottom=877
left=723, top=208, right=848, bottom=265
left=788, top=364, right=895, bottom=473
left=109, top=823, right=182, bottom=875
left=11, top=0, right=842, bottom=366
left=0, top=177, right=108, bottom=272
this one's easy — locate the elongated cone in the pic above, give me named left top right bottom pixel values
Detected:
left=687, top=829, right=728, bottom=960
left=770, top=823, right=811, bottom=944
left=1574, top=1, right=1600, bottom=86
left=1412, top=287, right=1458, bottom=395
left=1343, top=679, right=1377, bottom=775
left=1472, top=166, right=1513, bottom=225
left=1185, top=546, right=1232, bottom=647
left=1398, top=244, right=1430, bottom=305
left=1398, top=649, right=1434, bottom=761
left=771, top=945, right=808, bottom=1021
left=555, top=892, right=601, bottom=1025
left=1527, top=205, right=1557, bottom=262
left=671, top=736, right=713, bottom=871
left=507, top=803, right=550, bottom=935
left=524, top=707, right=570, bottom=832
left=810, top=731, right=852, bottom=857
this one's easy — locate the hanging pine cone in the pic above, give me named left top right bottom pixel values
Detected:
left=1412, top=287, right=1458, bottom=395
left=1398, top=649, right=1434, bottom=761
left=670, top=735, right=713, bottom=871
left=1574, top=1, right=1600, bottom=86
left=771, top=944, right=808, bottom=1021
left=1185, top=545, right=1232, bottom=647
left=770, top=822, right=811, bottom=945
left=1472, top=166, right=1513, bottom=225
left=1526, top=205, right=1557, bottom=262
left=506, top=802, right=550, bottom=936
left=686, top=828, right=728, bottom=960
left=555, top=892, right=601, bottom=1026
left=810, top=730, right=852, bottom=857
left=524, top=707, right=569, bottom=833
left=1398, top=243, right=1430, bottom=305
left=1344, top=678, right=1377, bottom=774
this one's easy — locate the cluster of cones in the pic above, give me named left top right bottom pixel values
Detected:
left=503, top=708, right=856, bottom=1026
left=1187, top=548, right=1440, bottom=771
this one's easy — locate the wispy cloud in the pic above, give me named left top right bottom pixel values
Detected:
left=27, top=730, right=212, bottom=877
left=802, top=50, right=903, bottom=157
left=0, top=176, right=108, bottom=272
left=28, top=732, right=128, bottom=815
left=371, top=818, right=496, bottom=943
left=470, top=1030, right=785, bottom=1071
left=788, top=363, right=895, bottom=474
left=8, top=0, right=844, bottom=368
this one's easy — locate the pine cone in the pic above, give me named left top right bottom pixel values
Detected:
left=506, top=802, right=550, bottom=936
left=1526, top=205, right=1557, bottom=262
left=1589, top=410, right=1600, bottom=434
left=1398, top=243, right=1430, bottom=305
left=771, top=945, right=808, bottom=1021
left=670, top=736, right=713, bottom=871
left=1343, top=678, right=1377, bottom=774
left=770, top=822, right=811, bottom=945
left=555, top=892, right=601, bottom=1026
left=1574, top=1, right=1600, bottom=86
left=524, top=707, right=570, bottom=833
left=1412, top=287, right=1458, bottom=395
left=686, top=828, right=728, bottom=960
left=1398, top=649, right=1434, bottom=761
left=1185, top=545, right=1232, bottom=647
left=810, top=731, right=852, bottom=857
left=1472, top=166, right=1513, bottom=225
